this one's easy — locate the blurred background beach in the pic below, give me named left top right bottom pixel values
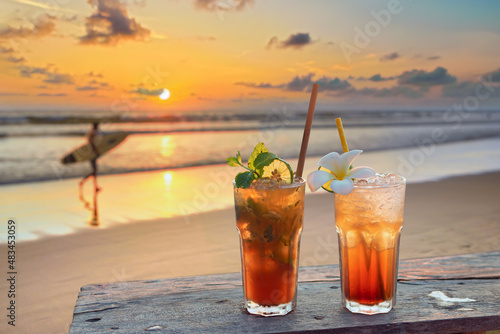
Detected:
left=1, top=0, right=500, bottom=333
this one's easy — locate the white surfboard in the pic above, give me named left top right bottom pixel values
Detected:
left=61, top=132, right=128, bottom=164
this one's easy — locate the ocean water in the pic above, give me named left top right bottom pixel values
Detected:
left=2, top=136, right=500, bottom=243
left=0, top=109, right=500, bottom=184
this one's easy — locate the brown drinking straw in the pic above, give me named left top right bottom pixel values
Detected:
left=296, top=83, right=319, bottom=178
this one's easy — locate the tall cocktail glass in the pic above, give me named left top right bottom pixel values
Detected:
left=335, top=173, right=406, bottom=315
left=234, top=177, right=305, bottom=316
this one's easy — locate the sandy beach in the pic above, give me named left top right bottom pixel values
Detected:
left=1, top=171, right=499, bottom=333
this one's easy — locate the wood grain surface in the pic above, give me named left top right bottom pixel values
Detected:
left=69, top=251, right=500, bottom=333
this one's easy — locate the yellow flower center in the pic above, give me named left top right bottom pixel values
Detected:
left=328, top=169, right=344, bottom=180
left=335, top=170, right=346, bottom=180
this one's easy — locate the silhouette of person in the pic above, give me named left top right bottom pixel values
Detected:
left=79, top=122, right=101, bottom=225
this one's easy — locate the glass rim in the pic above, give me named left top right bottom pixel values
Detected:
left=352, top=174, right=406, bottom=189
left=232, top=176, right=306, bottom=189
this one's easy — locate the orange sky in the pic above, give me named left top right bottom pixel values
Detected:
left=1, top=0, right=500, bottom=113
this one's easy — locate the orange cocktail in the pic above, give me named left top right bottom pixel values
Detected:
left=335, top=173, right=405, bottom=314
left=234, top=177, right=305, bottom=316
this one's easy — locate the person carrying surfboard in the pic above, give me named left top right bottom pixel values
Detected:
left=60, top=124, right=127, bottom=225
left=79, top=122, right=101, bottom=203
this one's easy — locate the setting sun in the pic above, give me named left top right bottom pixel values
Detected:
left=159, top=88, right=171, bottom=100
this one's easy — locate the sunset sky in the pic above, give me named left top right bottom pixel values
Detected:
left=1, top=0, right=500, bottom=113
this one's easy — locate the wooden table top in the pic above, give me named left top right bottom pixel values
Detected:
left=69, top=251, right=500, bottom=333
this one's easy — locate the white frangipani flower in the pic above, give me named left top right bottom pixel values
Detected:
left=306, top=149, right=375, bottom=195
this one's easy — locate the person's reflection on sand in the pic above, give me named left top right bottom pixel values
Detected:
left=79, top=122, right=101, bottom=226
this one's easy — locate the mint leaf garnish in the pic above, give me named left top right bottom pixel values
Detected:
left=235, top=171, right=254, bottom=188
left=227, top=142, right=294, bottom=188
left=226, top=157, right=240, bottom=167
left=253, top=152, right=278, bottom=169
left=248, top=142, right=268, bottom=170
left=226, top=151, right=244, bottom=168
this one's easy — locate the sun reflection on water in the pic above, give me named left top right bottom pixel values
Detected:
left=160, top=136, right=175, bottom=157
left=163, top=172, right=173, bottom=190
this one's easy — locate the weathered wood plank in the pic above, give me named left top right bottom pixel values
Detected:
left=69, top=251, right=500, bottom=334
left=398, top=251, right=500, bottom=281
left=70, top=279, right=500, bottom=333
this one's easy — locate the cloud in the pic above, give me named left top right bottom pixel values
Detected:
left=379, top=52, right=399, bottom=62
left=238, top=67, right=468, bottom=99
left=267, top=33, right=313, bottom=50
left=281, top=33, right=312, bottom=49
left=315, top=76, right=352, bottom=92
left=6, top=56, right=25, bottom=63
left=0, top=92, right=27, bottom=96
left=0, top=16, right=55, bottom=39
left=0, top=46, right=14, bottom=54
left=43, top=72, right=73, bottom=84
left=19, top=65, right=74, bottom=84
left=284, top=74, right=352, bottom=92
left=235, top=81, right=282, bottom=89
left=131, top=87, right=163, bottom=95
left=237, top=73, right=351, bottom=93
left=76, top=85, right=99, bottom=91
left=88, top=71, right=104, bottom=78
left=89, top=79, right=109, bottom=87
left=9, top=0, right=77, bottom=13
left=236, top=74, right=315, bottom=92
left=238, top=72, right=424, bottom=99
left=367, top=74, right=394, bottom=82
left=285, top=73, right=314, bottom=91
left=427, top=55, right=441, bottom=60
left=194, top=0, right=254, bottom=11
left=38, top=93, right=67, bottom=97
left=442, top=81, right=500, bottom=98
left=357, top=86, right=423, bottom=99
left=19, top=66, right=47, bottom=77
left=483, top=68, right=500, bottom=83
left=442, top=81, right=477, bottom=98
left=266, top=37, right=278, bottom=49
left=398, top=67, right=456, bottom=86
left=80, top=0, right=151, bottom=45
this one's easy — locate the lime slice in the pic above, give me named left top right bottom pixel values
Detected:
left=262, top=159, right=294, bottom=184
left=318, top=166, right=335, bottom=193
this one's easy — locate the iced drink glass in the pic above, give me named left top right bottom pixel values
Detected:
left=335, top=173, right=405, bottom=315
left=233, top=177, right=305, bottom=316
